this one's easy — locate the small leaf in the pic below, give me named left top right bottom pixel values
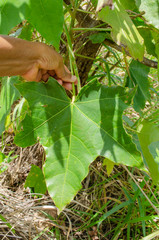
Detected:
left=127, top=60, right=150, bottom=114
left=15, top=79, right=143, bottom=211
left=25, top=165, right=47, bottom=194
left=89, top=32, right=109, bottom=44
left=19, top=22, right=33, bottom=41
left=0, top=151, right=16, bottom=173
left=138, top=121, right=159, bottom=184
left=0, top=152, right=5, bottom=164
left=98, top=0, right=144, bottom=61
left=5, top=114, right=14, bottom=134
left=103, top=158, right=115, bottom=176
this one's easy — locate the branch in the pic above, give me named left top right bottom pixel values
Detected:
left=104, top=39, right=158, bottom=69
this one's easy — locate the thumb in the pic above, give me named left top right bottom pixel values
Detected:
left=55, top=65, right=77, bottom=83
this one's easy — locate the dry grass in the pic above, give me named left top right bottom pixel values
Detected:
left=0, top=184, right=58, bottom=240
left=0, top=134, right=159, bottom=240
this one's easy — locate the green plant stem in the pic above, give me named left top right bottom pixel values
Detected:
left=63, top=2, right=74, bottom=18
left=76, top=8, right=94, bottom=14
left=75, top=54, right=96, bottom=61
left=72, top=27, right=111, bottom=32
left=124, top=126, right=139, bottom=133
left=64, top=21, right=81, bottom=94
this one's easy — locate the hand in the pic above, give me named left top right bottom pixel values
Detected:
left=22, top=43, right=77, bottom=90
left=0, top=35, right=77, bottom=90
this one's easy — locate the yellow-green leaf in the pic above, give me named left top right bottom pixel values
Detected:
left=103, top=158, right=115, bottom=176
left=98, top=0, right=144, bottom=61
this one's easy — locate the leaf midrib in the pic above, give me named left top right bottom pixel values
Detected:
left=60, top=103, right=73, bottom=207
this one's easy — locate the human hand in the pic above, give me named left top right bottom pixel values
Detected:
left=22, top=43, right=77, bottom=90
left=0, top=35, right=77, bottom=90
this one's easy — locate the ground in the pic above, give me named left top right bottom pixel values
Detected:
left=0, top=134, right=159, bottom=240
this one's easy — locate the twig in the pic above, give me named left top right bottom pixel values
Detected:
left=63, top=211, right=72, bottom=240
left=0, top=234, right=22, bottom=239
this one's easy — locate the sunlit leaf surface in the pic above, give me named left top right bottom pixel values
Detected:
left=15, top=79, right=143, bottom=211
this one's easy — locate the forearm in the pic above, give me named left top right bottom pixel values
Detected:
left=0, top=35, right=40, bottom=77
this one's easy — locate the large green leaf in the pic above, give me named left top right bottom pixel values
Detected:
left=138, top=121, right=159, bottom=184
left=26, top=0, right=64, bottom=49
left=135, top=0, right=159, bottom=29
left=0, top=0, right=28, bottom=34
left=0, top=0, right=63, bottom=49
left=14, top=79, right=143, bottom=211
left=127, top=60, right=150, bottom=114
left=0, top=77, right=21, bottom=135
left=98, top=0, right=144, bottom=61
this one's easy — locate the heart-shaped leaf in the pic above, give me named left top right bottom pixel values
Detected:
left=14, top=79, right=143, bottom=211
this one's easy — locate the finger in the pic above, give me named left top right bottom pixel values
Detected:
left=57, top=80, right=63, bottom=85
left=42, top=73, right=50, bottom=82
left=55, top=64, right=77, bottom=83
left=41, top=69, right=47, bottom=75
left=48, top=70, right=55, bottom=77
left=36, top=69, right=43, bottom=82
left=62, top=82, right=73, bottom=90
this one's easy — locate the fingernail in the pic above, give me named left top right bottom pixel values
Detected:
left=71, top=75, right=77, bottom=82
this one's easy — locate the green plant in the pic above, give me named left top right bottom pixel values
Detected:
left=0, top=0, right=159, bottom=215
left=0, top=150, right=18, bottom=173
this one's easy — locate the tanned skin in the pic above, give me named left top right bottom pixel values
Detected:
left=0, top=35, right=77, bottom=90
